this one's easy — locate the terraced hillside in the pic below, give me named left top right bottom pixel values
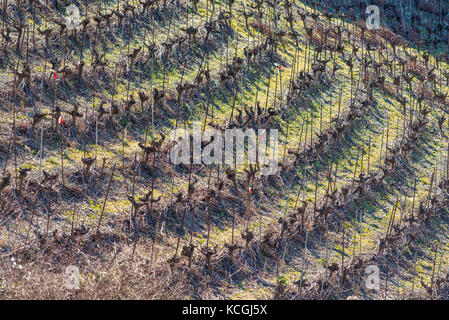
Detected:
left=0, top=0, right=449, bottom=300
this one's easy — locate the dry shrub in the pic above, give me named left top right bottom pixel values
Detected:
left=363, top=32, right=384, bottom=49
left=0, top=241, right=193, bottom=299
left=407, top=26, right=421, bottom=42
left=417, top=84, right=433, bottom=100
left=314, top=22, right=339, bottom=43
left=406, top=61, right=427, bottom=79
left=436, top=95, right=449, bottom=107
left=362, top=72, right=379, bottom=85
left=418, top=0, right=437, bottom=14
left=383, top=83, right=396, bottom=97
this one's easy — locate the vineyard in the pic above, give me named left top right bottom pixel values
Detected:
left=0, top=0, right=449, bottom=300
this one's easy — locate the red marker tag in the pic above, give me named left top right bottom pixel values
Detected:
left=249, top=188, right=253, bottom=194
left=58, top=116, right=63, bottom=125
left=386, top=128, right=389, bottom=132
left=54, top=72, right=57, bottom=79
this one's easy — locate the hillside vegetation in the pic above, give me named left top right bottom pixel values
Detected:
left=0, top=0, right=449, bottom=299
